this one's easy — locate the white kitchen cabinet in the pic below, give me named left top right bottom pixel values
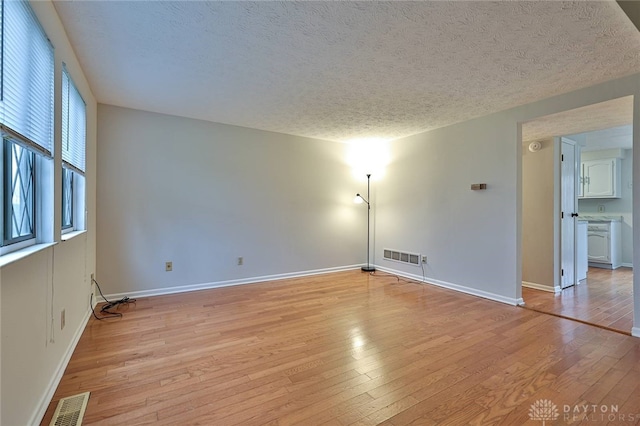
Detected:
left=579, top=158, right=621, bottom=199
left=587, top=220, right=621, bottom=269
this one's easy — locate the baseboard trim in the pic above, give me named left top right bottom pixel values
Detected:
left=32, top=307, right=92, bottom=426
left=522, top=281, right=561, bottom=294
left=375, top=266, right=522, bottom=306
left=102, top=264, right=363, bottom=301
left=632, top=327, right=640, bottom=338
left=621, top=263, right=633, bottom=268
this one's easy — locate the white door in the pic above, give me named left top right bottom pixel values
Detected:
left=561, top=139, right=577, bottom=289
left=578, top=163, right=584, bottom=198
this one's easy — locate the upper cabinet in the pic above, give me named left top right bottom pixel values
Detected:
left=579, top=158, right=621, bottom=199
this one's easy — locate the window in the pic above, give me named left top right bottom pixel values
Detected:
left=3, top=140, right=35, bottom=245
left=61, top=68, right=86, bottom=233
left=1, top=0, right=54, bottom=152
left=61, top=167, right=73, bottom=230
left=0, top=0, right=54, bottom=252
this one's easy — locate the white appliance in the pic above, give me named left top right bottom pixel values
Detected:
left=587, top=220, right=621, bottom=269
left=577, top=220, right=588, bottom=281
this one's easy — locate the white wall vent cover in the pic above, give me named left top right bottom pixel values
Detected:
left=383, top=249, right=420, bottom=266
left=50, top=391, right=90, bottom=426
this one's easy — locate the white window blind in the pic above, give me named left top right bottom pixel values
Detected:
left=62, top=69, right=86, bottom=173
left=0, top=0, right=54, bottom=157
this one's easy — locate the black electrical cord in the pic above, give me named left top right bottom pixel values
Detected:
left=89, top=292, right=116, bottom=320
left=90, top=277, right=136, bottom=320
left=370, top=269, right=427, bottom=286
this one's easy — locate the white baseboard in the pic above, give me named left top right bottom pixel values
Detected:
left=103, top=262, right=523, bottom=307
left=31, top=307, right=92, bottom=426
left=102, top=264, right=363, bottom=302
left=522, top=281, right=561, bottom=294
left=621, top=263, right=633, bottom=268
left=632, top=327, right=640, bottom=338
left=375, top=266, right=523, bottom=306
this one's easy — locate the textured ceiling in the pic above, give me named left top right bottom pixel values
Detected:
left=53, top=1, right=640, bottom=143
left=522, top=96, right=634, bottom=142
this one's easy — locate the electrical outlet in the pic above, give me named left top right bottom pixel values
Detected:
left=237, top=257, right=243, bottom=266
left=597, top=205, right=605, bottom=213
left=61, top=309, right=66, bottom=330
left=165, top=261, right=173, bottom=272
left=90, top=273, right=94, bottom=283
left=421, top=255, right=427, bottom=264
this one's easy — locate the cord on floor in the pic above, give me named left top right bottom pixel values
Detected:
left=90, top=277, right=136, bottom=320
left=369, top=270, right=425, bottom=286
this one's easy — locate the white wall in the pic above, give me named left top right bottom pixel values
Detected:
left=375, top=112, right=522, bottom=304
left=579, top=148, right=633, bottom=266
left=522, top=138, right=556, bottom=290
left=375, top=73, right=640, bottom=308
left=0, top=1, right=97, bottom=425
left=96, top=105, right=364, bottom=297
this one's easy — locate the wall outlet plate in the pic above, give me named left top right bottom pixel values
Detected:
left=165, top=261, right=173, bottom=272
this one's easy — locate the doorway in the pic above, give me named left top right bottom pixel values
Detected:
left=521, top=96, right=635, bottom=335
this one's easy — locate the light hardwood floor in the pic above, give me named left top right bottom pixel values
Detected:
left=522, top=267, right=634, bottom=335
left=42, top=270, right=640, bottom=425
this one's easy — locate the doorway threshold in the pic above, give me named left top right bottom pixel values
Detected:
left=518, top=304, right=631, bottom=336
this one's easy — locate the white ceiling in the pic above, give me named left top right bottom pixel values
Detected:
left=570, top=124, right=633, bottom=151
left=52, top=1, right=640, bottom=143
left=521, top=96, right=634, bottom=142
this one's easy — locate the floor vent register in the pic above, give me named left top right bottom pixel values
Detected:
left=49, top=391, right=90, bottom=426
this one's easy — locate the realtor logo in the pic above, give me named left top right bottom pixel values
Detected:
left=529, top=399, right=559, bottom=425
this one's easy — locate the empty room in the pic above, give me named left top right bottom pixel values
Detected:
left=1, top=1, right=640, bottom=425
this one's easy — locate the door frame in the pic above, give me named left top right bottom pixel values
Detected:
left=518, top=93, right=638, bottom=337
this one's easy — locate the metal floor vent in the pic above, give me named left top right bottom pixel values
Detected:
left=383, top=249, right=421, bottom=266
left=50, top=391, right=90, bottom=426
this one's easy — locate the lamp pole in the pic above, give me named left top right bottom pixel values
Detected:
left=361, top=174, right=375, bottom=272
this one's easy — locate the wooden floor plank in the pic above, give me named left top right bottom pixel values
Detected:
left=40, top=270, right=640, bottom=425
left=522, top=267, right=634, bottom=334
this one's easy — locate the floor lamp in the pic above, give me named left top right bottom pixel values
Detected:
left=355, top=174, right=375, bottom=272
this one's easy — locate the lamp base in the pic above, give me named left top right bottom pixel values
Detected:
left=361, top=266, right=376, bottom=272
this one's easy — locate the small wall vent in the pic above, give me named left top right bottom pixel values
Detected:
left=50, top=391, right=90, bottom=426
left=383, top=249, right=421, bottom=266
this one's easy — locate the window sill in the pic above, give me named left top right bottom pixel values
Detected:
left=0, top=242, right=57, bottom=268
left=61, top=230, right=87, bottom=241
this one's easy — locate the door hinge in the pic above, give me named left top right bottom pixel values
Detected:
left=561, top=154, right=564, bottom=161
left=561, top=269, right=564, bottom=276
left=561, top=212, right=564, bottom=219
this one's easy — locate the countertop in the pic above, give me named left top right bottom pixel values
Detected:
left=579, top=215, right=622, bottom=222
